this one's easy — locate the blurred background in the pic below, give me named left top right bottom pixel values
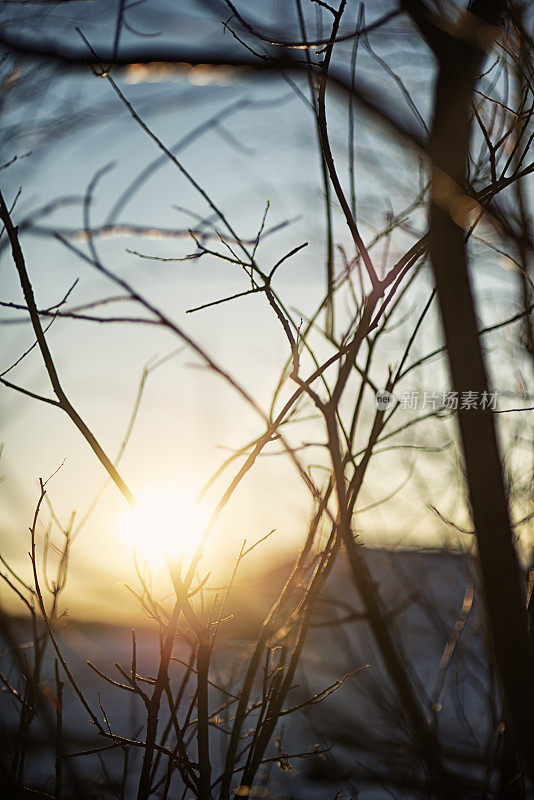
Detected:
left=0, top=1, right=532, bottom=797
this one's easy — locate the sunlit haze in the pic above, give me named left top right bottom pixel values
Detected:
left=117, top=485, right=211, bottom=567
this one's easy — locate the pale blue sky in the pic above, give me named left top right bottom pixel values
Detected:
left=1, top=0, right=531, bottom=620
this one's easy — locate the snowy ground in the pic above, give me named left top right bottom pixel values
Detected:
left=1, top=548, right=505, bottom=799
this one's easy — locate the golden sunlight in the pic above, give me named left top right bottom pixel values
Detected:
left=117, top=485, right=210, bottom=566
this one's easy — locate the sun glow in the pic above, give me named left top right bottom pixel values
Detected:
left=117, top=485, right=210, bottom=566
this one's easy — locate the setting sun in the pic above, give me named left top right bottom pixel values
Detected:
left=117, top=485, right=210, bottom=566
